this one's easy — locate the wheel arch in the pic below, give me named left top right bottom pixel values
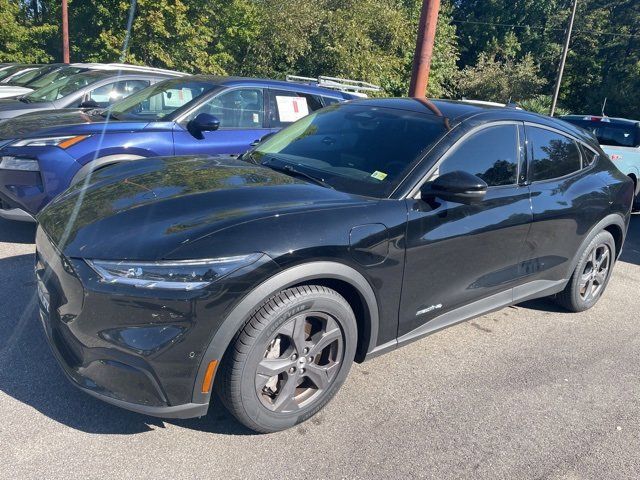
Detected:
left=570, top=214, right=627, bottom=275
left=191, top=261, right=380, bottom=406
left=70, top=154, right=146, bottom=186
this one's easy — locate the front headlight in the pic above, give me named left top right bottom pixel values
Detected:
left=0, top=156, right=39, bottom=171
left=11, top=135, right=90, bottom=149
left=86, top=254, right=263, bottom=290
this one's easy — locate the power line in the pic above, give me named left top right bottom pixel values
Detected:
left=451, top=19, right=640, bottom=39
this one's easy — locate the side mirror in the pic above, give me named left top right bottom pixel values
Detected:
left=420, top=170, right=488, bottom=205
left=187, top=113, right=220, bottom=139
left=79, top=99, right=101, bottom=109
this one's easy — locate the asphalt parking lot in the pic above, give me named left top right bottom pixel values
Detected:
left=1, top=216, right=639, bottom=479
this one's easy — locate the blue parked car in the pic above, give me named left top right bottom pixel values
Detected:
left=562, top=115, right=640, bottom=210
left=0, top=75, right=358, bottom=221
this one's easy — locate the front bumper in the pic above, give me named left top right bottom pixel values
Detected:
left=0, top=168, right=46, bottom=216
left=35, top=227, right=217, bottom=418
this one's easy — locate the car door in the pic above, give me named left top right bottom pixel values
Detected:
left=520, top=124, right=611, bottom=286
left=398, top=122, right=533, bottom=338
left=173, top=87, right=270, bottom=156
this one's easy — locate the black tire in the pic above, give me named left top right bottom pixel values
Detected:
left=217, top=285, right=357, bottom=433
left=555, top=230, right=616, bottom=312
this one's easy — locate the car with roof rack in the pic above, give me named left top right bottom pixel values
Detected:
left=33, top=98, right=632, bottom=433
left=561, top=115, right=640, bottom=210
left=0, top=74, right=357, bottom=221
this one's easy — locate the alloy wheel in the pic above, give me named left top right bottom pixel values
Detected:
left=255, top=312, right=344, bottom=413
left=579, top=243, right=611, bottom=302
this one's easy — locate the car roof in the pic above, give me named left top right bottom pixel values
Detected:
left=175, top=74, right=356, bottom=99
left=68, top=69, right=179, bottom=80
left=342, top=98, right=601, bottom=148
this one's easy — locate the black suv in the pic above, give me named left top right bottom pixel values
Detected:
left=35, top=99, right=633, bottom=432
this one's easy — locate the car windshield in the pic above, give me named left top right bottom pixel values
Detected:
left=107, top=78, right=217, bottom=120
left=23, top=66, right=84, bottom=89
left=251, top=104, right=450, bottom=198
left=23, top=70, right=113, bottom=103
left=9, top=65, right=57, bottom=86
left=565, top=118, right=639, bottom=148
left=0, top=65, right=34, bottom=82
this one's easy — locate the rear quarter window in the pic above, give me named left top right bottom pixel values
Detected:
left=529, top=127, right=582, bottom=182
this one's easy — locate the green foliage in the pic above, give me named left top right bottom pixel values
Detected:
left=1, top=0, right=639, bottom=118
left=518, top=94, right=569, bottom=116
left=452, top=0, right=640, bottom=117
left=0, top=0, right=55, bottom=62
left=457, top=52, right=546, bottom=103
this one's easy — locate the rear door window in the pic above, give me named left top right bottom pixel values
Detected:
left=528, top=127, right=582, bottom=182
left=267, top=89, right=324, bottom=127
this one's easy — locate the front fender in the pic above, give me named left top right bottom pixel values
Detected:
left=70, top=154, right=147, bottom=185
left=190, top=261, right=380, bottom=406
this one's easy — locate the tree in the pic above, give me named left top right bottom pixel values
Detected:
left=457, top=52, right=546, bottom=102
left=0, top=0, right=55, bottom=62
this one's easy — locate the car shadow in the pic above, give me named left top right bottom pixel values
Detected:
left=0, top=218, right=37, bottom=244
left=619, top=213, right=640, bottom=266
left=0, top=252, right=254, bottom=436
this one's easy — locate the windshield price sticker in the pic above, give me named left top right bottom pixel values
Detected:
left=370, top=171, right=388, bottom=181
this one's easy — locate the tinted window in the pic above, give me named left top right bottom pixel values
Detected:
left=438, top=125, right=519, bottom=186
left=323, top=97, right=341, bottom=106
left=189, top=88, right=264, bottom=128
left=108, top=79, right=216, bottom=120
left=25, top=71, right=113, bottom=102
left=268, top=89, right=324, bottom=127
left=27, top=66, right=84, bottom=90
left=253, top=104, right=449, bottom=198
left=529, top=127, right=582, bottom=181
left=88, top=80, right=150, bottom=107
left=580, top=145, right=598, bottom=167
left=563, top=118, right=639, bottom=148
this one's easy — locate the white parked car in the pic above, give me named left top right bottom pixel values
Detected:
left=0, top=63, right=185, bottom=99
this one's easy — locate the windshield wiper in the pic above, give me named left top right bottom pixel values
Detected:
left=262, top=159, right=333, bottom=189
left=19, top=97, right=32, bottom=104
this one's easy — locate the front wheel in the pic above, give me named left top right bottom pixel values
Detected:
left=217, top=285, right=357, bottom=433
left=555, top=230, right=616, bottom=312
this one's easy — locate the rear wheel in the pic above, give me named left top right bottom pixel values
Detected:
left=217, top=285, right=357, bottom=433
left=555, top=230, right=615, bottom=312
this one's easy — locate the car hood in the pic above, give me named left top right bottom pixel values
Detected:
left=0, top=109, right=151, bottom=141
left=38, top=155, right=364, bottom=260
left=0, top=86, right=32, bottom=99
left=0, top=98, right=55, bottom=118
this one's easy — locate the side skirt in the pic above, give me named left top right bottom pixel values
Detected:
left=364, top=278, right=567, bottom=360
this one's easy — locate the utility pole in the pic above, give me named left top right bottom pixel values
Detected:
left=408, top=0, right=441, bottom=98
left=550, top=0, right=578, bottom=116
left=61, top=0, right=70, bottom=63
